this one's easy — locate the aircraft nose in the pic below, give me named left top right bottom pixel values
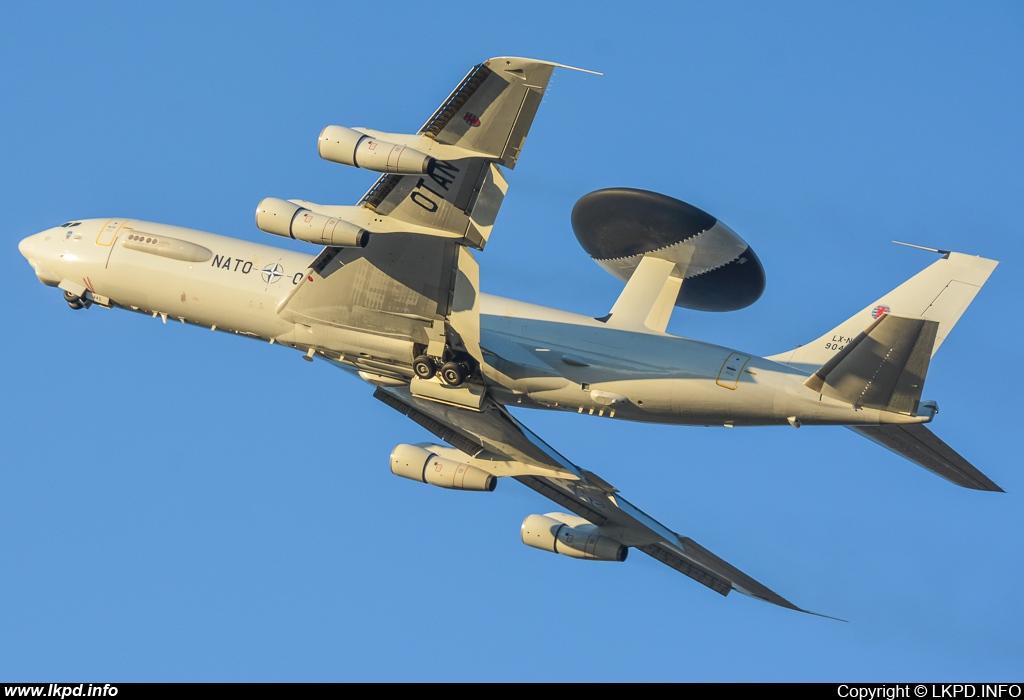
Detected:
left=19, top=230, right=63, bottom=286
left=19, top=231, right=47, bottom=261
left=18, top=233, right=35, bottom=260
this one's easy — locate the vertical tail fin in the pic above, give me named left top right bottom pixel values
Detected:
left=767, top=251, right=997, bottom=371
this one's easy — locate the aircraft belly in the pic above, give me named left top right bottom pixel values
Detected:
left=481, top=317, right=785, bottom=425
left=481, top=316, right=905, bottom=427
left=111, top=258, right=290, bottom=336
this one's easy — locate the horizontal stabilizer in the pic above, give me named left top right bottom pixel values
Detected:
left=851, top=424, right=1003, bottom=491
left=805, top=314, right=938, bottom=414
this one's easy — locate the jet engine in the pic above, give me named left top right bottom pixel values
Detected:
left=572, top=188, right=766, bottom=312
left=255, top=197, right=369, bottom=248
left=520, top=513, right=628, bottom=562
left=318, top=126, right=435, bottom=175
left=390, top=444, right=496, bottom=492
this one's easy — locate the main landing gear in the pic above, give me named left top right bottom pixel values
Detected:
left=413, top=353, right=473, bottom=387
left=439, top=360, right=471, bottom=386
left=413, top=354, right=437, bottom=380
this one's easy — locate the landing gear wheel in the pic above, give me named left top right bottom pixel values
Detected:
left=439, top=361, right=468, bottom=387
left=64, top=290, right=85, bottom=310
left=412, top=355, right=437, bottom=380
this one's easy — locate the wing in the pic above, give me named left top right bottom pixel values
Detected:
left=278, top=57, right=572, bottom=372
left=375, top=385, right=841, bottom=619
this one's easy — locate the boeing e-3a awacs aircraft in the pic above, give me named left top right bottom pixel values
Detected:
left=18, top=57, right=999, bottom=617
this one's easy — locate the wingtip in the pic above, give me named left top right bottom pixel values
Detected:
left=965, top=476, right=1004, bottom=492
left=485, top=56, right=603, bottom=76
left=799, top=607, right=849, bottom=623
left=755, top=595, right=847, bottom=622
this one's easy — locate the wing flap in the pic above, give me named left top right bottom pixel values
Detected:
left=281, top=234, right=460, bottom=350
left=636, top=543, right=733, bottom=597
left=675, top=538, right=799, bottom=609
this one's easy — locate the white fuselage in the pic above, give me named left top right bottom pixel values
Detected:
left=19, top=218, right=929, bottom=429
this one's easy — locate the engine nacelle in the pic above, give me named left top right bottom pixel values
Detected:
left=255, top=197, right=368, bottom=248
left=318, top=126, right=435, bottom=175
left=390, top=444, right=496, bottom=492
left=520, top=513, right=628, bottom=562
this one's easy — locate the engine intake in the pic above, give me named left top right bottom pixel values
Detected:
left=520, top=513, right=628, bottom=562
left=319, top=126, right=435, bottom=175
left=255, top=197, right=368, bottom=248
left=390, top=444, right=496, bottom=492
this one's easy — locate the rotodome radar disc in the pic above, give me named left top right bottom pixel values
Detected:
left=571, top=188, right=766, bottom=312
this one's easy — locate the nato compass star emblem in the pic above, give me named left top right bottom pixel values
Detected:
left=262, top=262, right=285, bottom=287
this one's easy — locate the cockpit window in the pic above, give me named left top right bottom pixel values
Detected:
left=59, top=222, right=82, bottom=228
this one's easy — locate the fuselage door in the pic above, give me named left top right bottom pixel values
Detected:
left=96, top=219, right=130, bottom=246
left=716, top=353, right=750, bottom=390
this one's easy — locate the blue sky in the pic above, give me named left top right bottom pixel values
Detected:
left=2, top=2, right=1022, bottom=681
